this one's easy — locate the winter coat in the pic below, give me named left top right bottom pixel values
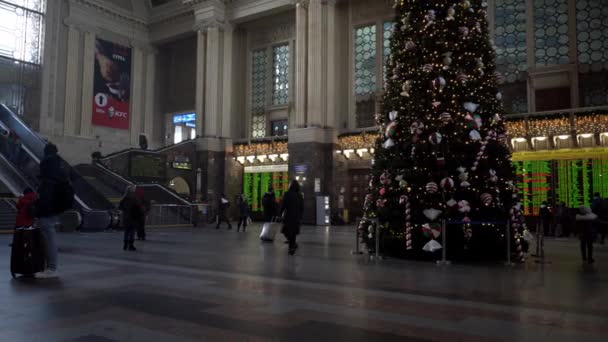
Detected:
left=36, top=145, right=67, bottom=217
left=238, top=198, right=250, bottom=217
left=280, top=190, right=304, bottom=237
left=218, top=197, right=230, bottom=214
left=576, top=206, right=598, bottom=241
left=15, top=192, right=37, bottom=227
left=262, top=192, right=277, bottom=220
left=120, top=194, right=144, bottom=227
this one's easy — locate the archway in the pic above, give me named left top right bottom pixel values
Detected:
left=168, top=177, right=190, bottom=196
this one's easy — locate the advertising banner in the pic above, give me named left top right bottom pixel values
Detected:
left=92, top=38, right=131, bottom=129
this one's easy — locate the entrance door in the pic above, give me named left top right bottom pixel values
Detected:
left=347, top=169, right=370, bottom=222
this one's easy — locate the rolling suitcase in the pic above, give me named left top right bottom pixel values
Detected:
left=11, top=227, right=46, bottom=278
left=260, top=217, right=281, bottom=242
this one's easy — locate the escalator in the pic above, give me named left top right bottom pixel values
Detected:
left=0, top=104, right=114, bottom=231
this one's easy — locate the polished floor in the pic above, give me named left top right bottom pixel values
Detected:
left=1, top=224, right=607, bottom=341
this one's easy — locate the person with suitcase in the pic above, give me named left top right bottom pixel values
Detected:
left=15, top=188, right=37, bottom=228
left=35, top=143, right=73, bottom=278
left=280, top=180, right=304, bottom=255
left=216, top=193, right=232, bottom=230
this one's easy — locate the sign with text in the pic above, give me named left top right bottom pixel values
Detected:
left=173, top=112, right=196, bottom=124
left=129, top=153, right=166, bottom=181
left=92, top=38, right=132, bottom=129
left=244, top=164, right=288, bottom=174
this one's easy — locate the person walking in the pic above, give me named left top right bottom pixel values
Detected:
left=539, top=201, right=553, bottom=236
left=36, top=143, right=69, bottom=278
left=555, top=202, right=572, bottom=237
left=280, top=180, right=304, bottom=255
left=591, top=192, right=606, bottom=244
left=216, top=193, right=232, bottom=229
left=262, top=189, right=277, bottom=222
left=576, top=206, right=597, bottom=264
left=119, top=186, right=143, bottom=251
left=237, top=194, right=250, bottom=232
left=135, top=187, right=150, bottom=241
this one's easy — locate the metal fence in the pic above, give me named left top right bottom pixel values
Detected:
left=147, top=205, right=193, bottom=226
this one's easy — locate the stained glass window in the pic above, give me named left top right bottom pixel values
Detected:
left=354, top=25, right=376, bottom=96
left=494, top=0, right=527, bottom=83
left=534, top=0, right=569, bottom=66
left=272, top=44, right=289, bottom=106
left=0, top=0, right=45, bottom=64
left=576, top=0, right=608, bottom=73
left=382, top=21, right=395, bottom=81
left=251, top=49, right=267, bottom=138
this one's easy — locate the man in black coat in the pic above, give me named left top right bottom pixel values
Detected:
left=216, top=193, right=232, bottom=229
left=280, top=181, right=304, bottom=255
left=36, top=143, right=67, bottom=278
left=262, top=189, right=277, bottom=222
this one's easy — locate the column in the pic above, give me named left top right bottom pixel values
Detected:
left=221, top=25, right=234, bottom=138
left=130, top=46, right=145, bottom=145
left=307, top=0, right=326, bottom=127
left=63, top=26, right=81, bottom=136
left=325, top=0, right=337, bottom=129
left=205, top=24, right=223, bottom=137
left=294, top=0, right=308, bottom=128
left=143, top=49, right=157, bottom=142
left=79, top=30, right=95, bottom=137
left=195, top=29, right=206, bottom=138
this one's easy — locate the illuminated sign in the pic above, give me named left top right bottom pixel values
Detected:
left=173, top=112, right=196, bottom=124
left=185, top=122, right=196, bottom=128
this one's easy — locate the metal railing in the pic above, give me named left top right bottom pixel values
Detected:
left=147, top=204, right=194, bottom=226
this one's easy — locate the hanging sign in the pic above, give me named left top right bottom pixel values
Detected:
left=92, top=38, right=132, bottom=129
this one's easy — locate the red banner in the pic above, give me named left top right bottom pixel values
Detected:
left=92, top=38, right=131, bottom=129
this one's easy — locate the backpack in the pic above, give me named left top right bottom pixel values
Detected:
left=54, top=181, right=74, bottom=213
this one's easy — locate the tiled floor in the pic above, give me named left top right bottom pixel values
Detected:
left=1, top=225, right=607, bottom=341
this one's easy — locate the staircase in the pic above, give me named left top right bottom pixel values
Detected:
left=75, top=164, right=125, bottom=205
left=0, top=199, right=16, bottom=231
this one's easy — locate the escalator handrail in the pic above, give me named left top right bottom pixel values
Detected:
left=99, top=139, right=196, bottom=161
left=94, top=162, right=192, bottom=205
left=0, top=154, right=34, bottom=196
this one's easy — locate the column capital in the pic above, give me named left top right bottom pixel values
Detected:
left=193, top=18, right=225, bottom=32
left=63, top=17, right=98, bottom=34
left=293, top=0, right=309, bottom=9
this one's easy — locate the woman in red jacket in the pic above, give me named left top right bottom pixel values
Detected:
left=16, top=188, right=37, bottom=228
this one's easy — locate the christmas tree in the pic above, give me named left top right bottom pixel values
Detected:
left=360, top=0, right=525, bottom=261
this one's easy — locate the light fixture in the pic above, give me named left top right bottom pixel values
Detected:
left=370, top=148, right=375, bottom=154
left=268, top=154, right=278, bottom=162
left=257, top=155, right=267, bottom=163
left=514, top=137, right=527, bottom=142
left=356, top=148, right=368, bottom=158
left=557, top=135, right=570, bottom=140
left=343, top=149, right=354, bottom=159
left=236, top=156, right=246, bottom=164
left=533, top=136, right=547, bottom=141
left=246, top=155, right=255, bottom=164
left=335, top=150, right=342, bottom=154
left=280, top=153, right=289, bottom=161
left=579, top=133, right=593, bottom=138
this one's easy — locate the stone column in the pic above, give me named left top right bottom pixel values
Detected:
left=325, top=0, right=337, bottom=128
left=194, top=28, right=206, bottom=138
left=306, top=0, right=327, bottom=128
left=221, top=25, right=234, bottom=138
left=143, top=48, right=157, bottom=145
left=204, top=24, right=223, bottom=137
left=79, top=30, right=95, bottom=137
left=63, top=25, right=81, bottom=136
left=130, top=45, right=145, bottom=146
left=294, top=0, right=308, bottom=128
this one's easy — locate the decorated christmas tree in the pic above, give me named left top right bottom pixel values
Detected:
left=360, top=0, right=526, bottom=261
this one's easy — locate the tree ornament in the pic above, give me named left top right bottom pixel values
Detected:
left=385, top=121, right=398, bottom=139
left=480, top=193, right=493, bottom=206
left=475, top=22, right=482, bottom=33
left=494, top=71, right=505, bottom=84
left=389, top=110, right=399, bottom=121
left=410, top=122, right=424, bottom=134
left=432, top=101, right=442, bottom=108
left=458, top=200, right=471, bottom=213
left=489, top=169, right=498, bottom=183
left=422, top=222, right=442, bottom=238
left=424, top=10, right=436, bottom=28
left=439, top=112, right=452, bottom=124
left=399, top=195, right=408, bottom=205
left=422, top=64, right=434, bottom=72
left=496, top=92, right=503, bottom=100
left=423, top=239, right=442, bottom=252
left=376, top=198, right=387, bottom=207
left=436, top=156, right=445, bottom=166
left=378, top=188, right=387, bottom=196
left=460, top=180, right=471, bottom=188
left=404, top=41, right=416, bottom=51
left=442, top=52, right=453, bottom=69
left=383, top=138, right=395, bottom=149
left=446, top=6, right=456, bottom=20
left=400, top=80, right=412, bottom=97
left=440, top=177, right=455, bottom=191
left=459, top=27, right=470, bottom=37
left=463, top=102, right=480, bottom=113
left=467, top=114, right=483, bottom=129
left=425, top=182, right=439, bottom=194
left=429, top=132, right=442, bottom=145
left=399, top=179, right=408, bottom=189
left=457, top=73, right=469, bottom=83
left=379, top=172, right=391, bottom=185
left=497, top=134, right=508, bottom=145
left=432, top=77, right=446, bottom=91
left=423, top=209, right=442, bottom=221
left=462, top=0, right=471, bottom=9
left=469, top=130, right=481, bottom=141
left=447, top=198, right=457, bottom=207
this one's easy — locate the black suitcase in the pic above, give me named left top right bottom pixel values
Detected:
left=10, top=227, right=46, bottom=278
